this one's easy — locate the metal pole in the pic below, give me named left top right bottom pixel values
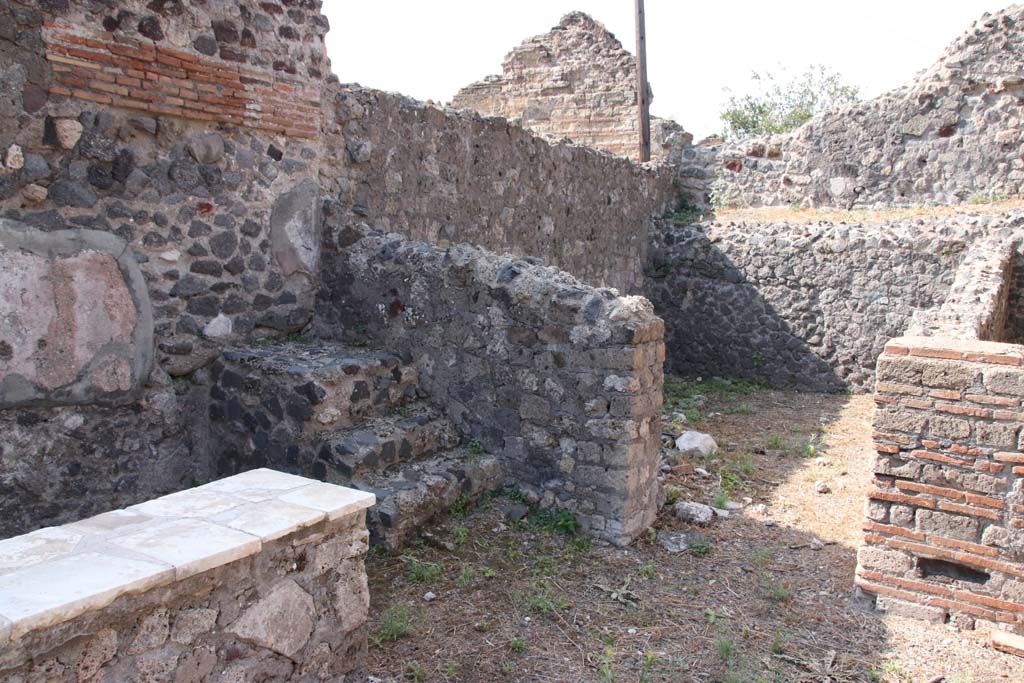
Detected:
left=635, top=0, right=651, bottom=162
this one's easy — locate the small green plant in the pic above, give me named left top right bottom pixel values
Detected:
left=510, top=637, right=527, bottom=654
left=466, top=439, right=488, bottom=456
left=711, top=491, right=730, bottom=509
left=597, top=643, right=616, bottom=683
left=761, top=573, right=793, bottom=602
left=444, top=661, right=458, bottom=677
left=704, top=607, right=728, bottom=625
left=530, top=554, right=556, bottom=577
left=449, top=493, right=473, bottom=517
left=404, top=661, right=426, bottom=682
left=769, top=630, right=789, bottom=654
left=481, top=565, right=498, bottom=578
left=968, top=191, right=1011, bottom=205
left=451, top=525, right=469, bottom=547
left=527, top=507, right=579, bottom=535
left=372, top=603, right=411, bottom=645
left=527, top=581, right=568, bottom=614
left=665, top=485, right=683, bottom=505
left=752, top=546, right=774, bottom=568
left=803, top=438, right=817, bottom=458
left=403, top=555, right=443, bottom=584
left=670, top=204, right=706, bottom=225
left=638, top=561, right=656, bottom=579
left=716, top=637, right=736, bottom=663
left=639, top=650, right=657, bottom=683
left=500, top=661, right=514, bottom=675
left=689, top=537, right=712, bottom=556
left=457, top=564, right=476, bottom=586
left=568, top=534, right=592, bottom=555
left=646, top=527, right=657, bottom=544
left=764, top=433, right=785, bottom=450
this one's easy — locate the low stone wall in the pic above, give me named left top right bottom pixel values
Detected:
left=646, top=217, right=972, bottom=391
left=316, top=227, right=664, bottom=544
left=858, top=338, right=1024, bottom=631
left=319, top=84, right=680, bottom=294
left=0, top=469, right=374, bottom=680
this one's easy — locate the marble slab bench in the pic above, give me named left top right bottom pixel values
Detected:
left=0, top=469, right=375, bottom=681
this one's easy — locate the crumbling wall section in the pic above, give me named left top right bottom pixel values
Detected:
left=319, top=83, right=679, bottom=294
left=685, top=7, right=1024, bottom=209
left=316, top=227, right=664, bottom=545
left=452, top=12, right=677, bottom=161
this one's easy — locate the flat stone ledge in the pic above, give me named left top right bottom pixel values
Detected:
left=885, top=336, right=1024, bottom=365
left=0, top=469, right=374, bottom=642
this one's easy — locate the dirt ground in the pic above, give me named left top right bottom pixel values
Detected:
left=361, top=381, right=1024, bottom=683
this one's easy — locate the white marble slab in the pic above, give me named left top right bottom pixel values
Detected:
left=278, top=482, right=376, bottom=520
left=200, top=468, right=312, bottom=495
left=0, top=552, right=173, bottom=639
left=129, top=488, right=245, bottom=519
left=65, top=509, right=152, bottom=536
left=211, top=499, right=327, bottom=541
left=0, top=527, right=83, bottom=573
left=111, top=518, right=260, bottom=580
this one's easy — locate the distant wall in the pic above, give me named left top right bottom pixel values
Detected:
left=672, top=7, right=1024, bottom=209
left=646, top=217, right=979, bottom=391
left=452, top=12, right=681, bottom=162
left=319, top=84, right=680, bottom=294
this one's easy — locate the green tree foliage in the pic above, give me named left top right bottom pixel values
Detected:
left=720, top=65, right=860, bottom=140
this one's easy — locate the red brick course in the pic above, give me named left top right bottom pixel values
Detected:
left=42, top=23, right=322, bottom=139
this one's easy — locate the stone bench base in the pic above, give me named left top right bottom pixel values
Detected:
left=0, top=469, right=374, bottom=681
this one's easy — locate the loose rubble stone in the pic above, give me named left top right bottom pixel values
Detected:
left=674, top=431, right=718, bottom=459
left=672, top=501, right=714, bottom=526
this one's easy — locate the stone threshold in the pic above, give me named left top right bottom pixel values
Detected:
left=0, top=469, right=374, bottom=643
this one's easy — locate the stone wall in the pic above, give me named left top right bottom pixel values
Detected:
left=452, top=12, right=681, bottom=162
left=0, top=0, right=329, bottom=535
left=316, top=227, right=664, bottom=544
left=0, top=469, right=375, bottom=681
left=645, top=215, right=985, bottom=391
left=693, top=6, right=1024, bottom=209
left=858, top=338, right=1024, bottom=631
left=320, top=82, right=680, bottom=294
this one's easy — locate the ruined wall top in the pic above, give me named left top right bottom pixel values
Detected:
left=452, top=12, right=681, bottom=161
left=696, top=5, right=1024, bottom=208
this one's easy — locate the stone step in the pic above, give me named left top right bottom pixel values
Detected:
left=313, top=401, right=460, bottom=480
left=209, top=341, right=421, bottom=476
left=352, top=450, right=504, bottom=549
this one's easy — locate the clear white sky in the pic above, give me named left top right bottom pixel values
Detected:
left=323, top=0, right=1009, bottom=138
